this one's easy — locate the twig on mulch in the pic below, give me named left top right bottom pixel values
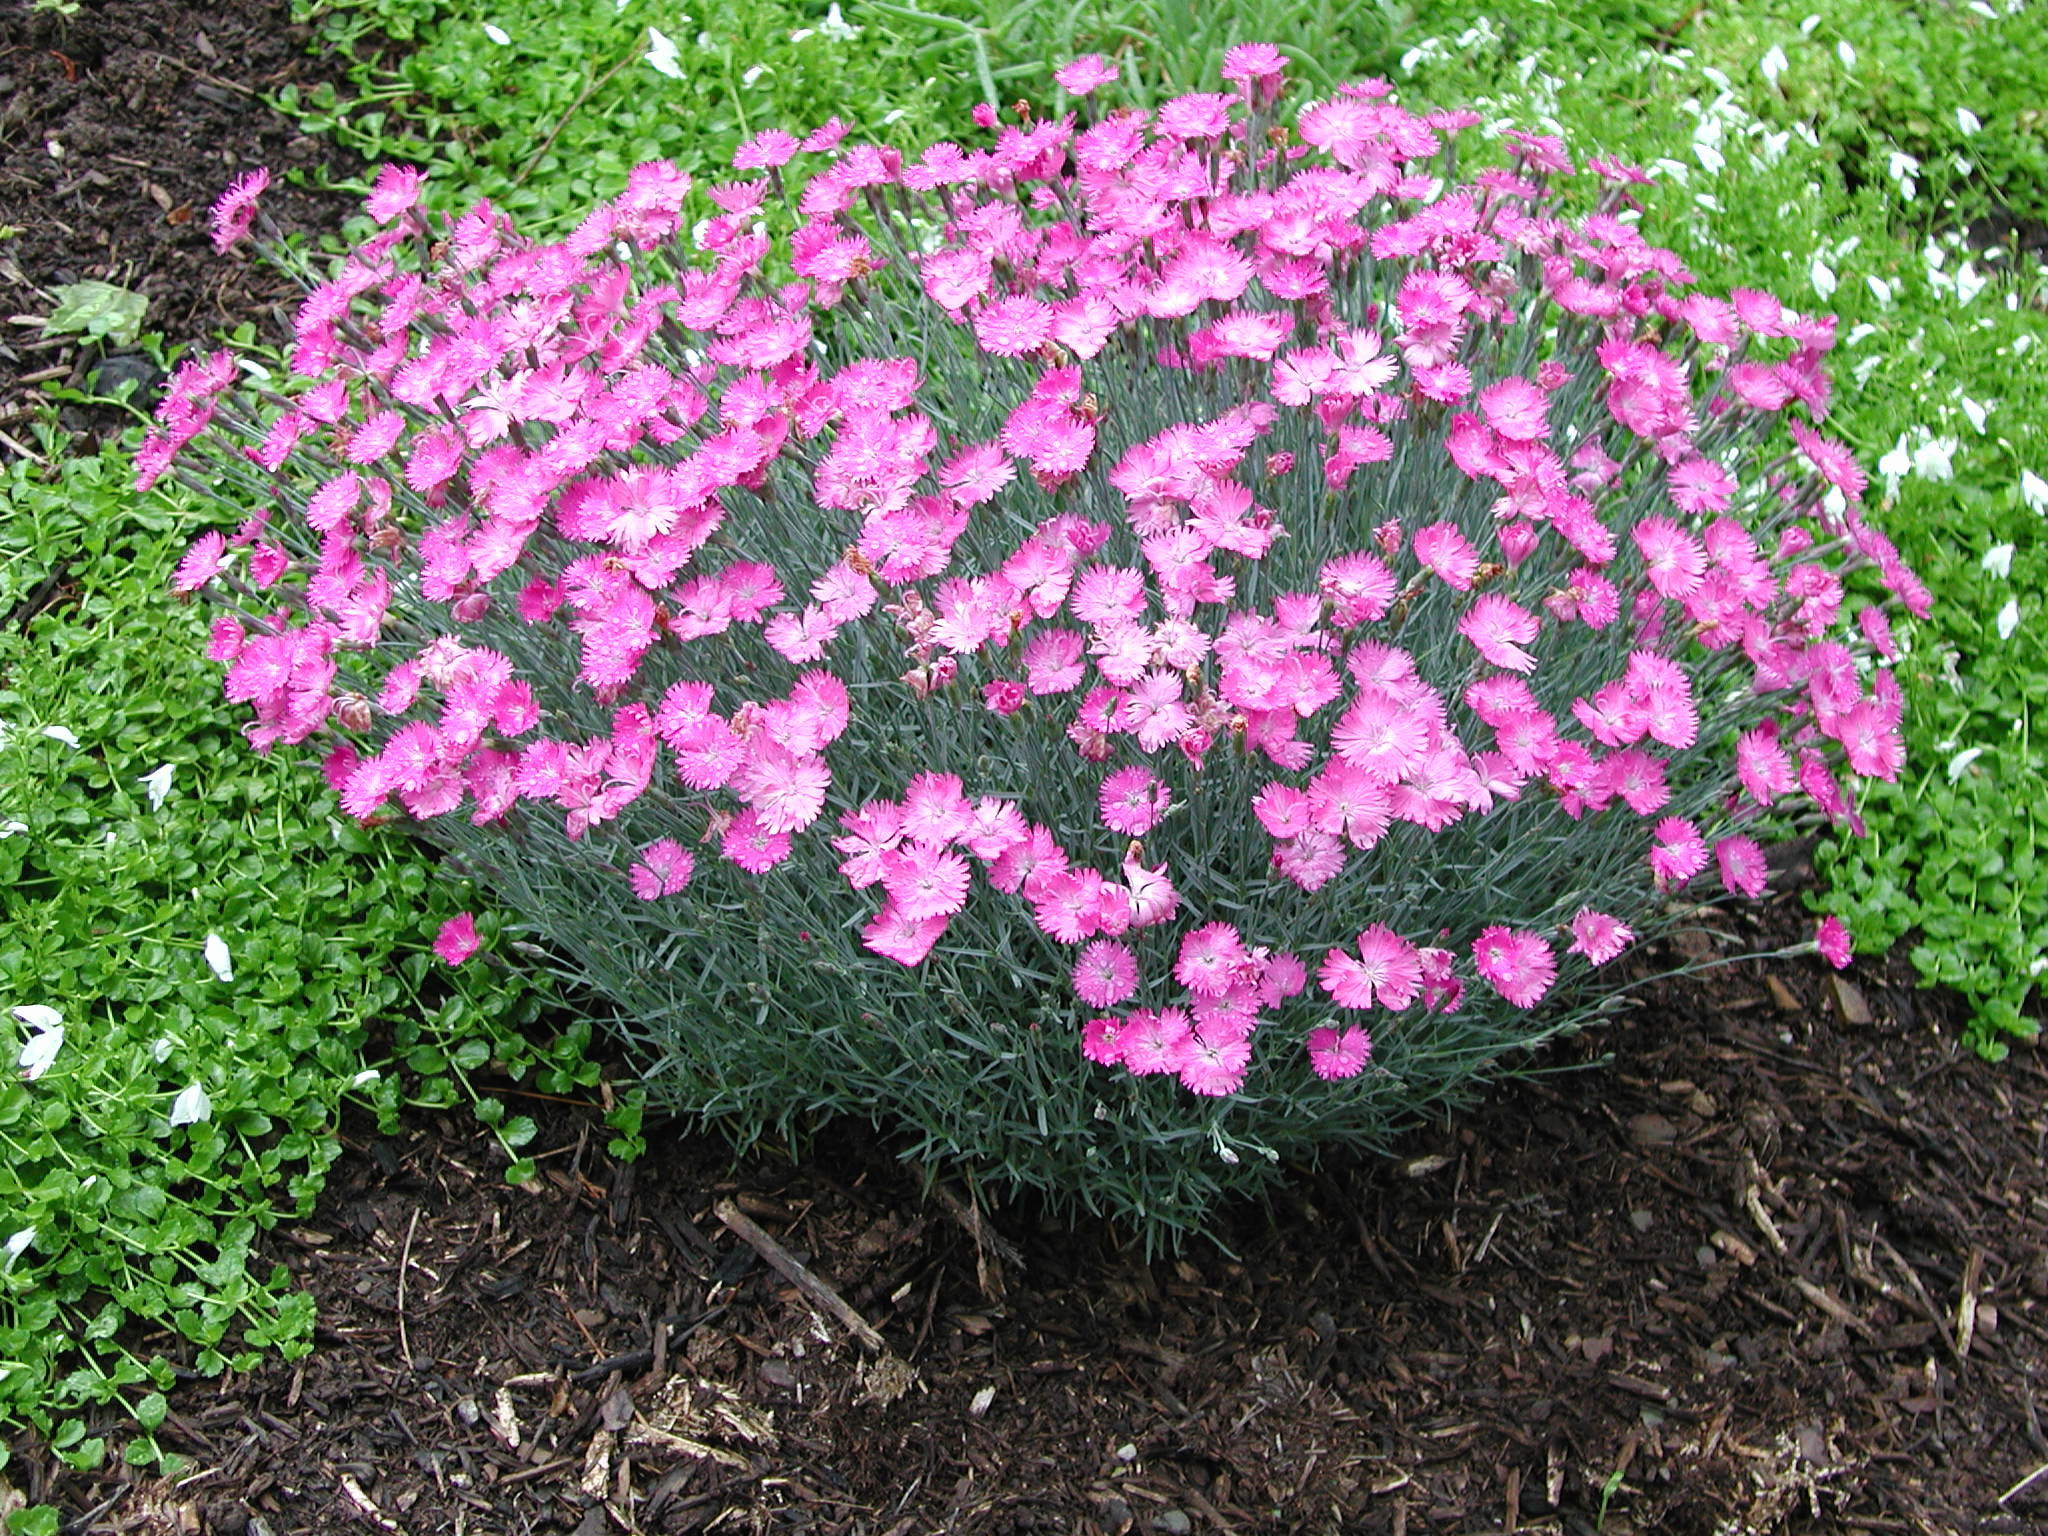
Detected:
left=396, top=1206, right=421, bottom=1370
left=714, top=1198, right=886, bottom=1353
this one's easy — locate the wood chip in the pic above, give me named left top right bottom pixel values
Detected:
left=1830, top=974, right=1874, bottom=1025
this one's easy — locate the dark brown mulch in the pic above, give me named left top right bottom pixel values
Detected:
left=13, top=902, right=2048, bottom=1536
left=0, top=0, right=359, bottom=448
left=7, top=6, right=2048, bottom=1532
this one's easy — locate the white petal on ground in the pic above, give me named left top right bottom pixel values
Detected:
left=17, top=1026, right=63, bottom=1082
left=169, top=1082, right=212, bottom=1127
left=482, top=22, right=511, bottom=45
left=1998, top=599, right=2022, bottom=641
left=139, top=763, right=175, bottom=811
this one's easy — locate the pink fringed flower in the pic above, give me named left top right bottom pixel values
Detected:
left=432, top=912, right=479, bottom=967
left=1073, top=940, right=1139, bottom=1008
left=1318, top=924, right=1422, bottom=1010
left=1567, top=909, right=1633, bottom=965
left=1648, top=817, right=1709, bottom=886
left=210, top=167, right=269, bottom=253
left=1472, top=926, right=1556, bottom=1008
left=1306, top=1025, right=1372, bottom=1080
left=1815, top=915, right=1853, bottom=970
left=1458, top=595, right=1541, bottom=673
left=1053, top=53, right=1118, bottom=95
left=1175, top=922, right=1248, bottom=996
left=1715, top=835, right=1769, bottom=898
left=629, top=839, right=695, bottom=900
left=1099, top=765, right=1170, bottom=836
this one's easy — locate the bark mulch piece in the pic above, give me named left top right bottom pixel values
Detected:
left=16, top=901, right=2048, bottom=1535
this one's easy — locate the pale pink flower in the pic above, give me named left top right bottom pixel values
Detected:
left=1319, top=924, right=1421, bottom=1010
left=1735, top=727, right=1796, bottom=807
left=1272, top=829, right=1345, bottom=892
left=367, top=163, right=425, bottom=225
left=1567, top=909, right=1632, bottom=965
left=1458, top=595, right=1541, bottom=673
left=1307, top=1024, right=1372, bottom=1080
left=901, top=771, right=974, bottom=844
left=1471, top=926, right=1556, bottom=1008
left=1081, top=1015, right=1124, bottom=1067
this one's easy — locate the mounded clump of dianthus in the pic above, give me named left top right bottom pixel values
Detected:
left=153, top=43, right=1904, bottom=1236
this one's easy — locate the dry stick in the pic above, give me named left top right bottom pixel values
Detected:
left=1999, top=1462, right=2048, bottom=1505
left=396, top=1207, right=421, bottom=1370
left=713, top=1198, right=886, bottom=1353
left=513, top=45, right=641, bottom=189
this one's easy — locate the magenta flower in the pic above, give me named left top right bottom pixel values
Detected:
left=1715, top=835, right=1769, bottom=899
left=1073, top=940, right=1140, bottom=1008
left=1815, top=915, right=1853, bottom=970
left=366, top=164, right=425, bottom=225
left=1176, top=1028, right=1251, bottom=1097
left=1471, top=926, right=1556, bottom=1008
left=723, top=807, right=793, bottom=874
left=1120, top=1008, right=1191, bottom=1075
left=209, top=167, right=270, bottom=253
left=630, top=839, right=695, bottom=900
left=1053, top=53, right=1118, bottom=95
left=1567, top=909, right=1633, bottom=965
left=432, top=912, right=479, bottom=967
left=1306, top=1024, right=1372, bottom=1080
left=862, top=902, right=949, bottom=967
left=171, top=532, right=227, bottom=595
left=1099, top=765, right=1170, bottom=836
left=1648, top=817, right=1709, bottom=886
left=882, top=842, right=973, bottom=921
left=1175, top=922, right=1249, bottom=997
left=1318, top=924, right=1422, bottom=1010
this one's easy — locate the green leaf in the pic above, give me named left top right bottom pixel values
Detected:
left=41, top=282, right=150, bottom=348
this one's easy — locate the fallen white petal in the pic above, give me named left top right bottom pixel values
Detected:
left=1947, top=747, right=1986, bottom=782
left=169, top=1082, right=212, bottom=1128
left=482, top=22, right=511, bottom=45
left=17, top=1026, right=63, bottom=1082
left=1998, top=599, right=2021, bottom=640
left=40, top=726, right=79, bottom=748
left=139, top=763, right=175, bottom=811
left=203, top=932, right=233, bottom=984
left=1957, top=106, right=1981, bottom=135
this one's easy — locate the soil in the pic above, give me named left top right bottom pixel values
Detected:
left=4, top=5, right=2048, bottom=1534
left=0, top=0, right=360, bottom=451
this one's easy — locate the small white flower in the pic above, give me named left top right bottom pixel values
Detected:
left=1809, top=255, right=1837, bottom=298
left=17, top=1025, right=63, bottom=1082
left=1801, top=13, right=1822, bottom=33
left=1865, top=275, right=1893, bottom=306
left=1913, top=435, right=1958, bottom=481
left=1957, top=106, right=1981, bottom=135
left=152, top=1036, right=174, bottom=1063
left=1954, top=262, right=1988, bottom=304
left=646, top=25, right=682, bottom=78
left=350, top=1068, right=382, bottom=1089
left=169, top=1082, right=212, bottom=1128
left=1947, top=746, right=1986, bottom=782
left=0, top=821, right=25, bottom=839
left=1983, top=542, right=2015, bottom=578
left=2021, top=469, right=2048, bottom=513
left=202, top=933, right=233, bottom=983
left=3, top=1229, right=33, bottom=1273
left=138, top=763, right=174, bottom=812
left=1959, top=395, right=1990, bottom=433
left=818, top=2, right=860, bottom=40
left=1997, top=598, right=2021, bottom=640
left=1878, top=435, right=1913, bottom=480
left=482, top=22, right=511, bottom=45
left=40, top=726, right=79, bottom=749
left=11, top=1004, right=61, bottom=1033
left=1760, top=129, right=1791, bottom=164
left=741, top=63, right=767, bottom=86
left=1693, top=139, right=1726, bottom=175
left=1759, top=44, right=1788, bottom=86
left=1836, top=39, right=1856, bottom=69
left=788, top=26, right=814, bottom=41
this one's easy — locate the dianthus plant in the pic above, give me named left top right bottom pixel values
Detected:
left=149, top=47, right=1921, bottom=1235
